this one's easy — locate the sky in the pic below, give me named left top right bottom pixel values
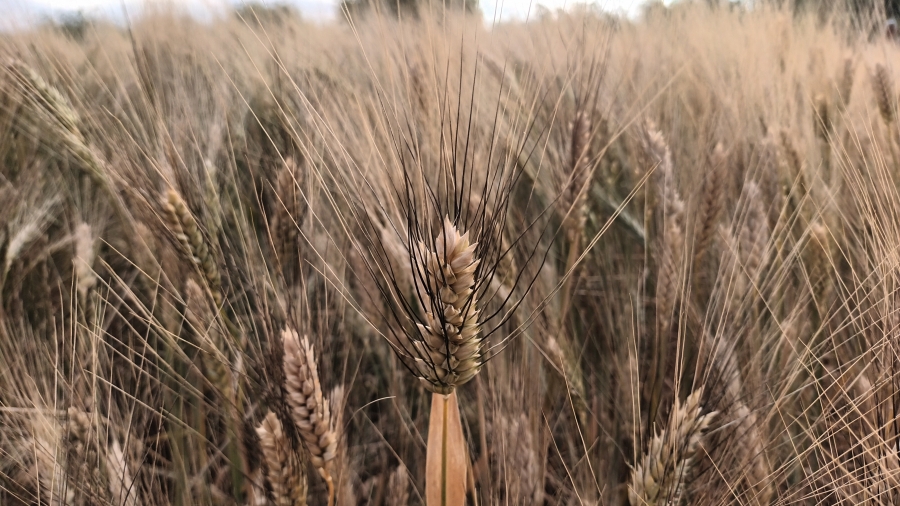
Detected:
left=4, top=0, right=650, bottom=26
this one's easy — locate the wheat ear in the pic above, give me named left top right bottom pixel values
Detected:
left=256, top=411, right=308, bottom=506
left=73, top=222, right=97, bottom=300
left=106, top=439, right=140, bottom=506
left=65, top=407, right=109, bottom=503
left=837, top=57, right=854, bottom=110
left=184, top=278, right=233, bottom=401
left=272, top=157, right=306, bottom=276
left=629, top=389, right=717, bottom=506
left=163, top=189, right=223, bottom=307
left=561, top=110, right=593, bottom=240
left=5, top=60, right=106, bottom=184
left=693, top=144, right=725, bottom=270
left=413, top=216, right=484, bottom=394
left=282, top=329, right=339, bottom=506
left=873, top=64, right=895, bottom=124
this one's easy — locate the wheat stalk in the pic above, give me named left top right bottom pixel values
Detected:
left=282, top=328, right=339, bottom=506
left=629, top=389, right=716, bottom=506
left=256, top=411, right=308, bottom=506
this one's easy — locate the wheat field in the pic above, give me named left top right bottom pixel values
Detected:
left=2, top=1, right=900, bottom=504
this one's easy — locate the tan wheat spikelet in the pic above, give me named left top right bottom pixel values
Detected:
left=732, top=404, right=773, bottom=506
left=163, top=188, right=222, bottom=307
left=184, top=279, right=233, bottom=400
left=629, top=389, right=717, bottom=506
left=65, top=407, right=110, bottom=503
left=73, top=222, right=97, bottom=299
left=282, top=328, right=339, bottom=505
left=386, top=464, right=411, bottom=506
left=693, top=143, right=725, bottom=272
left=873, top=64, right=895, bottom=124
left=5, top=60, right=106, bottom=183
left=271, top=157, right=306, bottom=273
left=560, top=110, right=593, bottom=239
left=106, top=439, right=140, bottom=506
left=413, top=216, right=484, bottom=394
left=837, top=57, right=854, bottom=110
left=256, top=411, right=308, bottom=506
left=815, top=94, right=831, bottom=141
left=739, top=182, right=770, bottom=283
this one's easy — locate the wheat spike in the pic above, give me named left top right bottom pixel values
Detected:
left=837, top=57, right=854, bottom=110
left=642, top=122, right=685, bottom=422
left=561, top=110, right=593, bottom=239
left=256, top=411, right=308, bottom=506
left=739, top=182, right=770, bottom=283
left=629, top=389, right=717, bottom=506
left=815, top=93, right=831, bottom=141
left=106, top=439, right=140, bottom=506
left=732, top=404, right=773, bottom=506
left=163, top=188, right=222, bottom=307
left=272, top=157, right=306, bottom=275
left=873, top=64, right=894, bottom=124
left=693, top=143, right=725, bottom=271
left=184, top=278, right=233, bottom=401
left=5, top=60, right=106, bottom=183
left=385, top=464, right=411, bottom=506
left=73, top=222, right=97, bottom=299
left=65, top=407, right=109, bottom=504
left=282, top=329, right=339, bottom=505
left=413, top=216, right=484, bottom=394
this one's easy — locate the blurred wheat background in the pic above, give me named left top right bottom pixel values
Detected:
left=2, top=0, right=900, bottom=504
